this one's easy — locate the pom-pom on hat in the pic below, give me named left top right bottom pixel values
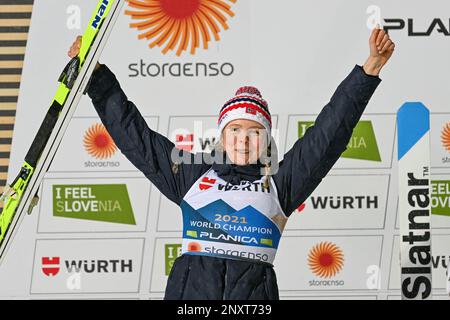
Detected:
left=218, top=86, right=271, bottom=137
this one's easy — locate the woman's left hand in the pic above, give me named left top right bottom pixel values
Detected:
left=363, top=25, right=395, bottom=76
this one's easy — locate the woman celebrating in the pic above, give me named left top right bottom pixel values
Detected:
left=68, top=26, right=395, bottom=300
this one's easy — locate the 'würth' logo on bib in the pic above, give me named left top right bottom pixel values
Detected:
left=199, top=177, right=216, bottom=191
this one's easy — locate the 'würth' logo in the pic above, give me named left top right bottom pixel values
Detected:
left=176, top=134, right=194, bottom=151
left=199, top=177, right=216, bottom=190
left=296, top=203, right=306, bottom=213
left=42, top=257, right=60, bottom=277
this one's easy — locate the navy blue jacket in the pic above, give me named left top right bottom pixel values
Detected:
left=87, top=64, right=381, bottom=299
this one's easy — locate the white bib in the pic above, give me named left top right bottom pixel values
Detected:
left=180, top=168, right=288, bottom=264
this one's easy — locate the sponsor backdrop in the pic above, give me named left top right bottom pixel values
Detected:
left=0, top=0, right=449, bottom=299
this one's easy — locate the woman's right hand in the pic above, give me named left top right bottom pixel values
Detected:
left=68, top=35, right=101, bottom=70
left=68, top=35, right=82, bottom=58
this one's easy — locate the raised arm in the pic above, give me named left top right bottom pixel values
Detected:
left=86, top=64, right=210, bottom=205
left=272, top=26, right=395, bottom=216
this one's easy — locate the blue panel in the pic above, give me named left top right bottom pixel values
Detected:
left=397, top=102, right=430, bottom=160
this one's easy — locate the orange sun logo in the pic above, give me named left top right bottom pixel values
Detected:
left=83, top=123, right=117, bottom=159
left=125, top=0, right=237, bottom=56
left=441, top=123, right=450, bottom=152
left=188, top=242, right=202, bottom=252
left=308, top=242, right=344, bottom=278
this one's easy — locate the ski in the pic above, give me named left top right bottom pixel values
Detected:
left=0, top=0, right=125, bottom=263
left=397, top=102, right=433, bottom=300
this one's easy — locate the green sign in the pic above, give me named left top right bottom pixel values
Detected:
left=431, top=180, right=450, bottom=217
left=165, top=244, right=182, bottom=276
left=53, top=184, right=136, bottom=225
left=298, top=120, right=381, bottom=162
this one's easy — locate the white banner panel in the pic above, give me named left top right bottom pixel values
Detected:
left=275, top=235, right=383, bottom=291
left=1, top=0, right=449, bottom=299
left=286, top=174, right=390, bottom=230
left=30, top=238, right=145, bottom=294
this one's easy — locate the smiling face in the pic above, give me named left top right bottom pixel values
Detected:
left=222, top=119, right=267, bottom=166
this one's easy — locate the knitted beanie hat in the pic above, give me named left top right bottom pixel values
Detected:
left=217, top=86, right=271, bottom=136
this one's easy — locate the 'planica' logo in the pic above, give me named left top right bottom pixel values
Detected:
left=384, top=18, right=450, bottom=36
left=125, top=0, right=237, bottom=56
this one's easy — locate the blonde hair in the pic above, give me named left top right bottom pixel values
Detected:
left=171, top=162, right=179, bottom=174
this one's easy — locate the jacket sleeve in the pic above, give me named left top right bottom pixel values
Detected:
left=87, top=64, right=210, bottom=205
left=272, top=65, right=382, bottom=216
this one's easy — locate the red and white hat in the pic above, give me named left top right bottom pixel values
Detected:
left=218, top=86, right=271, bottom=136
